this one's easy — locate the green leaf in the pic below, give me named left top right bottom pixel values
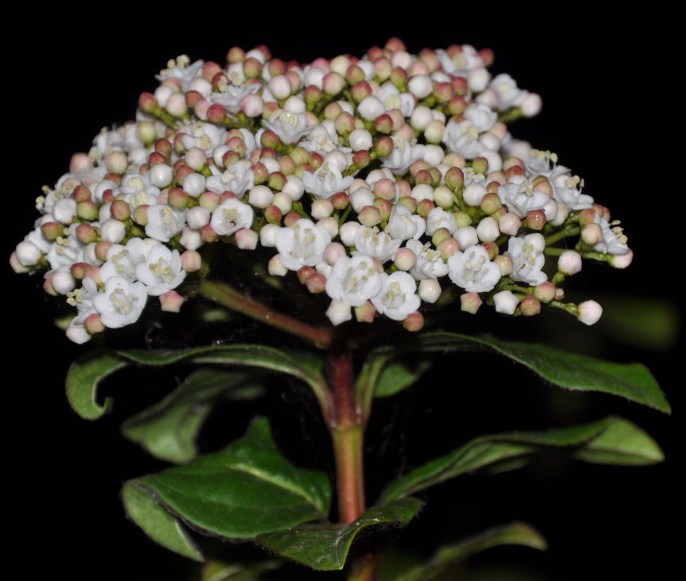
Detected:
left=66, top=344, right=327, bottom=421
left=122, top=481, right=202, bottom=561
left=381, top=416, right=663, bottom=502
left=66, top=351, right=128, bottom=419
left=123, top=418, right=331, bottom=560
left=375, top=361, right=432, bottom=398
left=119, top=344, right=329, bottom=416
left=378, top=332, right=670, bottom=413
left=122, top=369, right=262, bottom=464
left=258, top=498, right=423, bottom=571
left=396, top=522, right=546, bottom=581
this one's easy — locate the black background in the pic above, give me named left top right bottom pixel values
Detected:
left=5, top=17, right=681, bottom=580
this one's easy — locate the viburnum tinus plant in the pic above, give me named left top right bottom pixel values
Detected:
left=11, top=38, right=669, bottom=579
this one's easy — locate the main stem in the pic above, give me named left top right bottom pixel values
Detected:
left=328, top=350, right=365, bottom=524
left=326, top=350, right=379, bottom=581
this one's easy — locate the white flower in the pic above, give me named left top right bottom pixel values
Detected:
left=178, top=123, right=227, bottom=153
left=354, top=226, right=402, bottom=262
left=262, top=110, right=312, bottom=144
left=497, top=179, right=551, bottom=218
left=156, top=55, right=204, bottom=90
left=551, top=173, right=594, bottom=210
left=136, top=244, right=186, bottom=296
left=407, top=239, right=449, bottom=280
left=325, top=253, right=383, bottom=307
left=300, top=122, right=347, bottom=153
left=275, top=219, right=331, bottom=271
left=448, top=245, right=501, bottom=292
left=65, top=279, right=98, bottom=343
left=93, top=276, right=148, bottom=328
left=302, top=162, right=354, bottom=199
left=206, top=160, right=255, bottom=198
left=120, top=174, right=160, bottom=208
left=47, top=226, right=85, bottom=270
left=146, top=205, right=186, bottom=242
left=210, top=198, right=254, bottom=236
left=371, top=272, right=421, bottom=321
left=443, top=119, right=486, bottom=159
left=378, top=83, right=415, bottom=116
left=464, top=103, right=497, bottom=132
left=493, top=290, right=519, bottom=314
left=388, top=205, right=425, bottom=240
left=426, top=207, right=457, bottom=235
left=209, top=81, right=260, bottom=114
left=594, top=216, right=630, bottom=255
left=382, top=137, right=426, bottom=175
left=101, top=245, right=139, bottom=282
left=507, top=234, right=547, bottom=286
left=486, top=74, right=525, bottom=110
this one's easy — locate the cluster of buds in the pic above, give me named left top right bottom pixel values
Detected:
left=11, top=39, right=631, bottom=343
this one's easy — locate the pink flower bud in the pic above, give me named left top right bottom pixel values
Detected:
left=179, top=249, right=201, bottom=272
left=241, top=93, right=264, bottom=117
left=327, top=299, right=353, bottom=325
left=498, top=212, right=521, bottom=236
left=534, top=281, right=556, bottom=303
left=199, top=191, right=220, bottom=212
left=577, top=300, right=603, bottom=325
left=558, top=250, right=582, bottom=275
left=494, top=254, right=513, bottom=276
left=52, top=269, right=75, bottom=294
left=581, top=224, right=603, bottom=246
left=268, top=75, right=292, bottom=99
left=160, top=290, right=185, bottom=313
left=268, top=255, right=287, bottom=276
left=354, top=301, right=376, bottom=323
left=609, top=250, right=633, bottom=269
left=403, top=311, right=425, bottom=332
left=110, top=199, right=131, bottom=220
left=324, top=242, right=346, bottom=265
left=133, top=205, right=149, bottom=226
left=526, top=210, right=546, bottom=231
left=520, top=295, right=541, bottom=317
left=305, top=273, right=326, bottom=294
left=460, top=292, right=483, bottom=314
left=394, top=248, right=417, bottom=271
left=235, top=228, right=258, bottom=250
left=69, top=152, right=90, bottom=173
left=521, top=93, right=542, bottom=117
left=84, top=313, right=106, bottom=334
left=438, top=237, right=459, bottom=259
left=493, top=290, right=519, bottom=315
left=419, top=279, right=441, bottom=303
left=9, top=251, right=30, bottom=273
left=358, top=206, right=382, bottom=227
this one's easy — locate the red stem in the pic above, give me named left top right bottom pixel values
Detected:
left=327, top=350, right=366, bottom=525
left=199, top=279, right=333, bottom=349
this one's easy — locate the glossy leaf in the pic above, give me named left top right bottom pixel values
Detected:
left=363, top=332, right=669, bottom=413
left=66, top=351, right=127, bottom=419
left=258, top=498, right=423, bottom=571
left=123, top=418, right=331, bottom=560
left=122, top=481, right=202, bottom=561
left=396, top=522, right=546, bottom=581
left=122, top=369, right=262, bottom=463
left=66, top=344, right=327, bottom=420
left=381, top=416, right=663, bottom=502
left=375, top=361, right=433, bottom=398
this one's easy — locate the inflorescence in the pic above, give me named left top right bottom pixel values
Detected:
left=11, top=39, right=631, bottom=343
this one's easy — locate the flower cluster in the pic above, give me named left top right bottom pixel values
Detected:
left=11, top=39, right=631, bottom=343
